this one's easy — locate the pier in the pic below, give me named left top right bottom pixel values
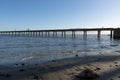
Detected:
left=0, top=28, right=120, bottom=39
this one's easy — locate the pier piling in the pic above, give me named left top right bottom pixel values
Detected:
left=97, top=30, right=101, bottom=39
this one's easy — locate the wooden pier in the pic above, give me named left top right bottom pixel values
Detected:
left=0, top=28, right=120, bottom=39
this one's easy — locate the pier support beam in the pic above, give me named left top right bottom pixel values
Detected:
left=48, top=32, right=50, bottom=37
left=62, top=31, right=66, bottom=38
left=41, top=32, right=43, bottom=37
left=64, top=31, right=66, bottom=38
left=52, top=31, right=58, bottom=37
left=110, top=30, right=113, bottom=39
left=45, top=32, right=47, bottom=37
left=97, top=30, right=101, bottom=39
left=62, top=31, right=64, bottom=37
left=39, top=32, right=41, bottom=36
left=53, top=32, right=55, bottom=37
left=55, top=31, right=57, bottom=37
left=72, top=31, right=75, bottom=38
left=83, top=31, right=87, bottom=39
left=113, top=28, right=120, bottom=39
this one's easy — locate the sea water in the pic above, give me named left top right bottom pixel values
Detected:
left=0, top=34, right=120, bottom=66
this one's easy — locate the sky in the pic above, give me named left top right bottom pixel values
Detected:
left=0, top=0, right=120, bottom=31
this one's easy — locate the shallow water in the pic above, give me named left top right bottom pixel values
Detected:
left=0, top=34, right=120, bottom=66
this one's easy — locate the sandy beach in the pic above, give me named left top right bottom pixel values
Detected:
left=0, top=52, right=120, bottom=80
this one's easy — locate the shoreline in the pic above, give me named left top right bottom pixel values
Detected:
left=0, top=52, right=120, bottom=80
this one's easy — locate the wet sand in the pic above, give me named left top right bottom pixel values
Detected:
left=0, top=52, right=120, bottom=80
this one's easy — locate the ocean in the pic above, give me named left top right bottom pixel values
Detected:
left=0, top=34, right=120, bottom=66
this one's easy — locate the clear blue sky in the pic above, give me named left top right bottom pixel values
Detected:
left=0, top=0, right=120, bottom=31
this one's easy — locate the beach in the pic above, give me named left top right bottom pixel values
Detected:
left=0, top=0, right=120, bottom=79
left=0, top=51, right=120, bottom=80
